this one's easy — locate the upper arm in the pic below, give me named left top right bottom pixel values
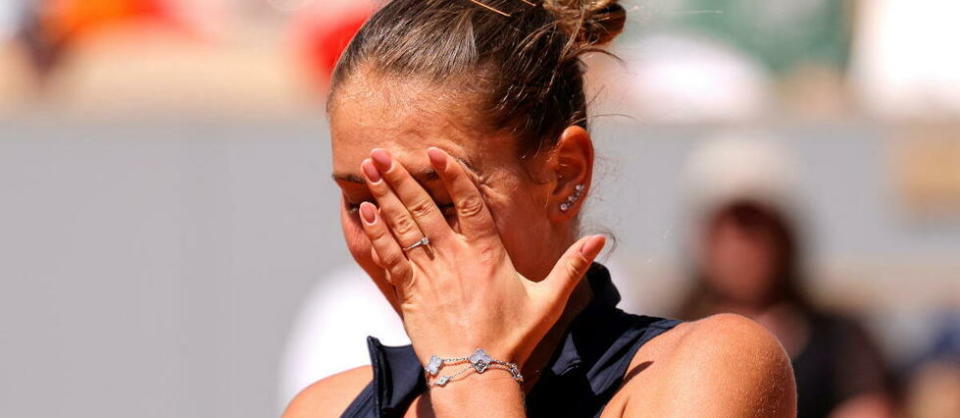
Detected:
left=626, top=314, right=796, bottom=418
left=282, top=366, right=372, bottom=418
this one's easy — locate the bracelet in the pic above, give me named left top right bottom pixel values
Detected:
left=424, top=349, right=523, bottom=387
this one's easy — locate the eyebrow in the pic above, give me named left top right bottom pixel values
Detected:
left=332, top=154, right=480, bottom=185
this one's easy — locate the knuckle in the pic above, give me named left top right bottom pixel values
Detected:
left=380, top=250, right=405, bottom=268
left=389, top=263, right=411, bottom=283
left=381, top=254, right=400, bottom=271
left=567, top=255, right=589, bottom=275
left=476, top=245, right=503, bottom=265
left=456, top=195, right=486, bottom=218
left=383, top=168, right=403, bottom=182
left=390, top=214, right=418, bottom=236
left=371, top=229, right=392, bottom=246
left=368, top=183, right=389, bottom=199
left=408, top=198, right=436, bottom=220
left=367, top=224, right=393, bottom=242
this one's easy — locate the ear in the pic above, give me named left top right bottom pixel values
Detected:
left=547, top=125, right=594, bottom=221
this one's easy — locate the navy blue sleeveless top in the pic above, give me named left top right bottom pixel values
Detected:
left=342, top=263, right=680, bottom=417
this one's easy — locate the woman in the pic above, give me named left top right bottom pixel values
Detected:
left=676, top=198, right=895, bottom=418
left=284, top=0, right=796, bottom=416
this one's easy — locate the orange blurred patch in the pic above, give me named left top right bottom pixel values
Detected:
left=41, top=0, right=171, bottom=42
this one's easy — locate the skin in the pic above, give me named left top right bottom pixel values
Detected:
left=704, top=213, right=780, bottom=307
left=283, top=70, right=797, bottom=417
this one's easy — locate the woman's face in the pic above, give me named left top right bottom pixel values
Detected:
left=328, top=73, right=572, bottom=300
left=701, top=204, right=783, bottom=305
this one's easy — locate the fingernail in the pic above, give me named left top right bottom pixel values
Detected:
left=359, top=202, right=377, bottom=224
left=427, top=147, right=447, bottom=170
left=580, top=235, right=606, bottom=257
left=361, top=158, right=381, bottom=183
left=370, top=149, right=392, bottom=172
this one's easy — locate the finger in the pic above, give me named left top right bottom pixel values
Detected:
left=362, top=158, right=434, bottom=260
left=536, top=235, right=606, bottom=309
left=358, top=201, right=412, bottom=286
left=342, top=199, right=402, bottom=314
left=426, top=147, right=497, bottom=241
left=366, top=250, right=403, bottom=315
left=370, top=149, right=452, bottom=239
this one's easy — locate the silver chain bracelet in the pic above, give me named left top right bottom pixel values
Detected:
left=424, top=349, right=523, bottom=387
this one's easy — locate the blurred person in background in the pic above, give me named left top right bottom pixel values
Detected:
left=674, top=136, right=896, bottom=418
left=15, top=0, right=170, bottom=84
left=12, top=0, right=214, bottom=88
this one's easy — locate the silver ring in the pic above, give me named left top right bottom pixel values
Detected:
left=402, top=236, right=430, bottom=252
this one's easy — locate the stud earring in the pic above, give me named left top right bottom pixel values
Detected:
left=560, top=184, right=585, bottom=212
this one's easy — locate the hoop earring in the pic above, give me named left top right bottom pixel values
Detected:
left=560, top=184, right=585, bottom=212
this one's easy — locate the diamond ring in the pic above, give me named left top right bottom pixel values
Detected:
left=402, top=236, right=430, bottom=252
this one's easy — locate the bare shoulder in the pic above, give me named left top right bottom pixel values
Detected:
left=675, top=313, right=793, bottom=370
left=282, top=366, right=372, bottom=418
left=612, top=314, right=796, bottom=418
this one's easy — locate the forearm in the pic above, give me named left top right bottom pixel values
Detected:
left=426, top=373, right=525, bottom=417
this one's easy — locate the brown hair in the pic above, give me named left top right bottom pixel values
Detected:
left=675, top=200, right=814, bottom=320
left=329, top=0, right=626, bottom=157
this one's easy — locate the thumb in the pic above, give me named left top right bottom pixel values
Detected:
left=537, top=234, right=606, bottom=306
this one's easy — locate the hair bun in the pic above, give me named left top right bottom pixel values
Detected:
left=544, top=0, right=627, bottom=46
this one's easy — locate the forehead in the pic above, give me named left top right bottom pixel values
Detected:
left=328, top=72, right=507, bottom=173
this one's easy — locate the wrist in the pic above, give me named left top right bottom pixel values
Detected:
left=414, top=343, right=526, bottom=372
left=424, top=349, right=524, bottom=387
left=426, top=371, right=524, bottom=416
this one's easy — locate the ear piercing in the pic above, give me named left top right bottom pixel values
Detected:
left=560, top=184, right=585, bottom=212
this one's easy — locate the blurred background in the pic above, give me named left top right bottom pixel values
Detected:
left=1, top=1, right=958, bottom=417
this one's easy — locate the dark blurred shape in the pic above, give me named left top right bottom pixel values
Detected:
left=922, top=313, right=960, bottom=363
left=15, top=0, right=178, bottom=85
left=675, top=136, right=896, bottom=418
left=15, top=1, right=64, bottom=82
